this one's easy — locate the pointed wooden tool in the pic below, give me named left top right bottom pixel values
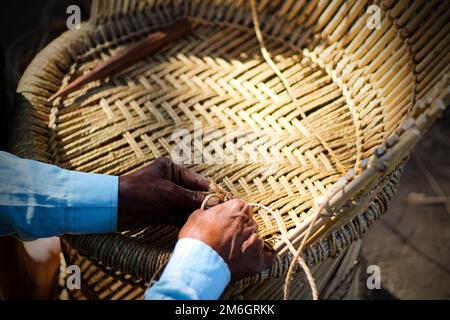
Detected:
left=48, top=18, right=192, bottom=102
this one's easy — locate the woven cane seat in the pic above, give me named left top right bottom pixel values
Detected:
left=11, top=0, right=450, bottom=299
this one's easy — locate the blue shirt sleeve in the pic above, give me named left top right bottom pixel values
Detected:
left=1, top=151, right=230, bottom=300
left=0, top=151, right=118, bottom=240
left=145, top=238, right=231, bottom=300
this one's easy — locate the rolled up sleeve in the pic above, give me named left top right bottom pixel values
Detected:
left=145, top=238, right=231, bottom=300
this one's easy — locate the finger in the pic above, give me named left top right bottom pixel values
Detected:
left=250, top=249, right=274, bottom=276
left=223, top=199, right=247, bottom=211
left=203, top=196, right=220, bottom=209
left=241, top=223, right=258, bottom=240
left=170, top=161, right=211, bottom=191
left=248, top=206, right=254, bottom=218
left=234, top=212, right=250, bottom=224
left=242, top=204, right=253, bottom=218
left=229, top=214, right=246, bottom=232
left=243, top=218, right=259, bottom=235
left=242, top=233, right=263, bottom=253
left=244, top=218, right=258, bottom=228
left=165, top=181, right=206, bottom=209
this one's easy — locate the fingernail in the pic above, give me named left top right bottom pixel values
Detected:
left=206, top=196, right=220, bottom=208
left=248, top=206, right=254, bottom=218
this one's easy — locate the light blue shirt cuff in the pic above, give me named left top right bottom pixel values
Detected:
left=145, top=238, right=231, bottom=300
left=66, top=170, right=118, bottom=234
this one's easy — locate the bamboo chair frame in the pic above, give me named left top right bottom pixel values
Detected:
left=10, top=0, right=450, bottom=299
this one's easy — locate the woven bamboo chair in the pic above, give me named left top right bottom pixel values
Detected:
left=10, top=0, right=449, bottom=300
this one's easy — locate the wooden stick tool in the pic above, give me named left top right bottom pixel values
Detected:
left=48, top=18, right=192, bottom=102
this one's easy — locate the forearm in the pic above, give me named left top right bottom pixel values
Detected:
left=0, top=151, right=118, bottom=240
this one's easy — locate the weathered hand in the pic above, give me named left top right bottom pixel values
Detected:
left=118, top=157, right=212, bottom=231
left=179, top=199, right=274, bottom=281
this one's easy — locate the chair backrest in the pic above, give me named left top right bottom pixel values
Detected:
left=11, top=0, right=450, bottom=300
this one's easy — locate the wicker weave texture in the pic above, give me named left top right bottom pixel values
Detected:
left=11, top=0, right=450, bottom=299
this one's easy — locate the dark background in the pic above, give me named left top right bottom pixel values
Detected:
left=0, top=0, right=90, bottom=150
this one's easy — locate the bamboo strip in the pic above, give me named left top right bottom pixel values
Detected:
left=11, top=0, right=450, bottom=300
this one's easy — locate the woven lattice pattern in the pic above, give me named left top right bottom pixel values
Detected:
left=11, top=0, right=450, bottom=299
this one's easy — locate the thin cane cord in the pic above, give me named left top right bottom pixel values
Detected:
left=283, top=181, right=348, bottom=299
left=201, top=194, right=216, bottom=210
left=249, top=0, right=325, bottom=300
left=283, top=209, right=321, bottom=300
left=249, top=0, right=346, bottom=176
left=144, top=259, right=169, bottom=299
left=197, top=1, right=347, bottom=299
left=250, top=203, right=318, bottom=300
left=201, top=182, right=319, bottom=300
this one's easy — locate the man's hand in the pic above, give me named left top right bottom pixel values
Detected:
left=118, top=157, right=212, bottom=231
left=179, top=199, right=275, bottom=281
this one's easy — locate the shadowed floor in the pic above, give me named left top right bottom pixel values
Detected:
left=361, top=109, right=450, bottom=299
